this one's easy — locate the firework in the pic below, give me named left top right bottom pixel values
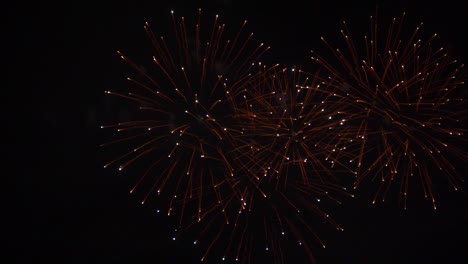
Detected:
left=233, top=65, right=356, bottom=187
left=185, top=65, right=355, bottom=263
left=151, top=65, right=354, bottom=264
left=101, top=8, right=269, bottom=227
left=310, top=12, right=467, bottom=209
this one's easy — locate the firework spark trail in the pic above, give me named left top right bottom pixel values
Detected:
left=310, top=11, right=467, bottom=209
left=178, top=169, right=351, bottom=264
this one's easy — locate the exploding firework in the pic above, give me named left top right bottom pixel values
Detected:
left=233, top=65, right=356, bottom=187
left=310, top=12, right=467, bottom=209
left=181, top=65, right=355, bottom=264
left=100, top=8, right=352, bottom=263
left=100, top=8, right=270, bottom=227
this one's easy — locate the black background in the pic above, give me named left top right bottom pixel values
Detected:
left=10, top=0, right=467, bottom=263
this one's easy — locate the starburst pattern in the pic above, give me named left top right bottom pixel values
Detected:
left=101, top=9, right=269, bottom=226
left=311, top=12, right=467, bottom=209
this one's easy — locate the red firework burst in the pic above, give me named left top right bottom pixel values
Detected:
left=188, top=65, right=355, bottom=263
left=310, top=11, right=467, bottom=209
left=233, top=65, right=356, bottom=187
left=100, top=8, right=269, bottom=227
left=154, top=65, right=354, bottom=264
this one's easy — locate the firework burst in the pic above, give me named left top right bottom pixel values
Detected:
left=101, top=8, right=270, bottom=226
left=310, top=12, right=467, bottom=209
left=188, top=65, right=355, bottom=263
left=233, top=65, right=356, bottom=187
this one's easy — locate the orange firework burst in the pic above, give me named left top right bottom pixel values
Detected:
left=310, top=12, right=467, bottom=209
left=100, top=8, right=269, bottom=227
left=158, top=65, right=354, bottom=264
left=233, top=65, right=355, bottom=187
left=191, top=65, right=355, bottom=263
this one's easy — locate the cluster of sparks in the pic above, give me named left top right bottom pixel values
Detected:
left=310, top=12, right=466, bottom=210
left=101, top=9, right=466, bottom=263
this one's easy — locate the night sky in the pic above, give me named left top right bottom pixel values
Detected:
left=11, top=0, right=468, bottom=263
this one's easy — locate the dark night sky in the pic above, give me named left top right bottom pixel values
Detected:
left=10, top=0, right=468, bottom=263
